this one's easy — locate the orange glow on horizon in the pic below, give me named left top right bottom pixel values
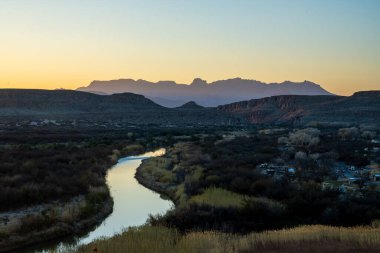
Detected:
left=0, top=1, right=379, bottom=96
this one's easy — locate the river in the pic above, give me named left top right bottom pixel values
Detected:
left=23, top=148, right=172, bottom=253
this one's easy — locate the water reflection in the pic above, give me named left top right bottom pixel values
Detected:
left=24, top=148, right=171, bottom=253
left=79, top=148, right=170, bottom=245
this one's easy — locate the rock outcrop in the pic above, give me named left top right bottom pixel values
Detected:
left=218, top=91, right=380, bottom=125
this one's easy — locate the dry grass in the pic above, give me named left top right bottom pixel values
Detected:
left=189, top=187, right=283, bottom=211
left=74, top=226, right=179, bottom=253
left=71, top=223, right=380, bottom=253
left=236, top=225, right=380, bottom=253
left=189, top=188, right=248, bottom=208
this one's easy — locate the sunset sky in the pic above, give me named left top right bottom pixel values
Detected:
left=0, top=0, right=379, bottom=95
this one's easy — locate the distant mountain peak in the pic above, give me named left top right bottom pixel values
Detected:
left=157, top=80, right=178, bottom=85
left=302, top=80, right=321, bottom=86
left=279, top=80, right=317, bottom=85
left=178, top=101, right=204, bottom=109
left=191, top=78, right=207, bottom=86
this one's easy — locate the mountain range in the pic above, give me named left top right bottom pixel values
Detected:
left=0, top=89, right=379, bottom=126
left=77, top=78, right=333, bottom=107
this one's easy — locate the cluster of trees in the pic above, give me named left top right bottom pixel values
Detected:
left=276, top=126, right=379, bottom=178
left=152, top=182, right=380, bottom=233
left=338, top=126, right=379, bottom=141
left=317, top=128, right=376, bottom=167
left=0, top=128, right=150, bottom=211
left=0, top=127, right=229, bottom=212
left=0, top=142, right=120, bottom=211
left=201, top=136, right=281, bottom=196
left=149, top=127, right=380, bottom=233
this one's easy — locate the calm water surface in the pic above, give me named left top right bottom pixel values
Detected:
left=25, top=148, right=172, bottom=253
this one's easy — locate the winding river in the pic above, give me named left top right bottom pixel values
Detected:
left=24, top=148, right=172, bottom=253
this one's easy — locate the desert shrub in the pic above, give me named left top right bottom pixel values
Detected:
left=80, top=186, right=109, bottom=218
left=184, top=175, right=202, bottom=195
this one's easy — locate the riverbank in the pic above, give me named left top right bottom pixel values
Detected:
left=0, top=195, right=113, bottom=253
left=135, top=162, right=179, bottom=206
left=7, top=147, right=170, bottom=253
left=0, top=138, right=151, bottom=253
left=135, top=143, right=200, bottom=208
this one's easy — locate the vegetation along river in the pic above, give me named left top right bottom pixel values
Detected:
left=23, top=148, right=172, bottom=253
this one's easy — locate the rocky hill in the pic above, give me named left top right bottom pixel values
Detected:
left=218, top=91, right=380, bottom=125
left=77, top=78, right=333, bottom=107
left=0, top=89, right=159, bottom=114
left=0, top=89, right=239, bottom=126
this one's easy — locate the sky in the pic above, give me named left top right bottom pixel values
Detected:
left=0, top=0, right=379, bottom=95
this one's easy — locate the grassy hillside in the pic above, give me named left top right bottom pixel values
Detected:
left=72, top=223, right=380, bottom=253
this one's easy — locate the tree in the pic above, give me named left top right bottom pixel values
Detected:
left=338, top=127, right=359, bottom=140
left=361, top=131, right=376, bottom=140
left=288, top=128, right=320, bottom=152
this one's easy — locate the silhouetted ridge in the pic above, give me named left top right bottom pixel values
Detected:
left=177, top=101, right=204, bottom=109
left=0, top=89, right=239, bottom=126
left=352, top=90, right=380, bottom=98
left=0, top=89, right=161, bottom=112
left=77, top=78, right=334, bottom=107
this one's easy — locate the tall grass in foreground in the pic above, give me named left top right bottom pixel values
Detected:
left=71, top=224, right=380, bottom=253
